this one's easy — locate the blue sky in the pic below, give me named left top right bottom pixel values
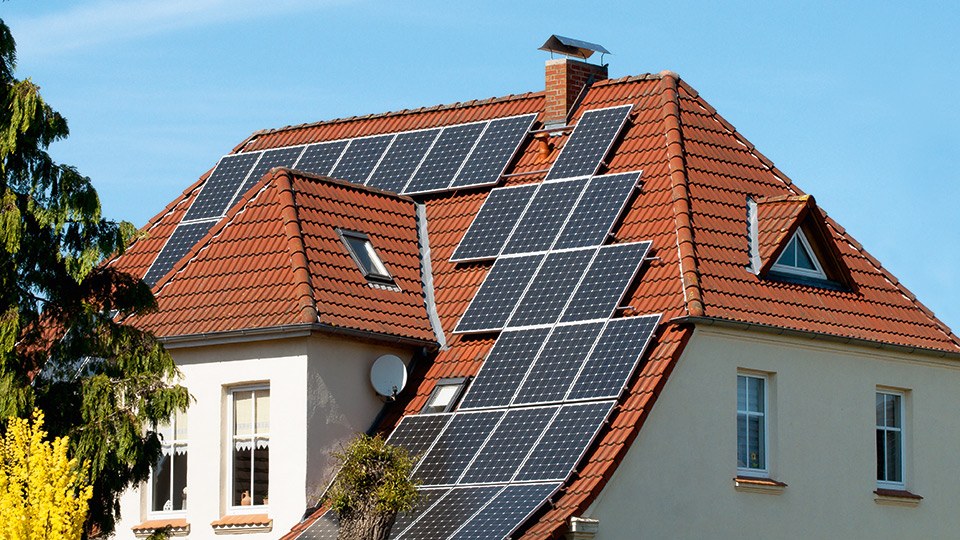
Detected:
left=3, top=1, right=958, bottom=332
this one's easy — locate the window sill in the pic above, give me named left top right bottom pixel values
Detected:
left=734, top=475, right=787, bottom=495
left=211, top=514, right=272, bottom=534
left=874, top=488, right=922, bottom=507
left=132, top=518, right=189, bottom=538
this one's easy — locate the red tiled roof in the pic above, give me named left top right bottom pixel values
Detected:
left=755, top=194, right=811, bottom=268
left=126, top=169, right=435, bottom=343
left=111, top=68, right=960, bottom=540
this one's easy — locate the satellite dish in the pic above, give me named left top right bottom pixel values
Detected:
left=370, top=355, right=407, bottom=398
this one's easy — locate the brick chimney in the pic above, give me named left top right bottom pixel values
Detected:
left=544, top=58, right=608, bottom=128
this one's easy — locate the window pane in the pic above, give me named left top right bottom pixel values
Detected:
left=362, top=241, right=389, bottom=276
left=737, top=376, right=747, bottom=411
left=876, top=393, right=884, bottom=427
left=234, top=391, right=253, bottom=436
left=876, top=429, right=885, bottom=481
left=253, top=444, right=270, bottom=506
left=886, top=394, right=901, bottom=428
left=781, top=237, right=797, bottom=267
left=795, top=237, right=816, bottom=270
left=737, top=414, right=748, bottom=468
left=886, top=431, right=902, bottom=483
left=233, top=446, right=253, bottom=506
left=748, top=415, right=764, bottom=469
left=255, top=391, right=270, bottom=434
left=151, top=454, right=172, bottom=512
left=173, top=449, right=188, bottom=511
left=157, top=420, right=173, bottom=444
left=175, top=409, right=188, bottom=440
left=748, top=377, right=764, bottom=413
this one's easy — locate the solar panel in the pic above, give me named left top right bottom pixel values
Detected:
left=514, top=401, right=615, bottom=482
left=553, top=171, right=641, bottom=249
left=507, top=249, right=596, bottom=328
left=545, top=105, right=632, bottom=181
left=294, top=140, right=349, bottom=176
left=295, top=511, right=339, bottom=540
left=450, top=483, right=560, bottom=540
left=182, top=152, right=260, bottom=221
left=450, top=184, right=538, bottom=262
left=512, top=323, right=605, bottom=406
left=460, top=407, right=557, bottom=484
left=397, top=486, right=502, bottom=540
left=567, top=315, right=661, bottom=401
left=230, top=146, right=305, bottom=209
left=450, top=114, right=536, bottom=189
left=389, top=488, right=450, bottom=539
left=501, top=178, right=587, bottom=255
left=414, top=411, right=503, bottom=486
left=405, top=122, right=486, bottom=195
left=330, top=134, right=394, bottom=184
left=454, top=254, right=543, bottom=334
left=143, top=221, right=213, bottom=286
left=386, top=414, right=452, bottom=460
left=457, top=328, right=551, bottom=410
left=559, top=242, right=651, bottom=323
left=367, top=129, right=440, bottom=193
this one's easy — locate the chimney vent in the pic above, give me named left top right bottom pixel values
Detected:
left=541, top=36, right=610, bottom=129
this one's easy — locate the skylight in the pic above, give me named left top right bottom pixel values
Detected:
left=338, top=229, right=393, bottom=283
left=771, top=229, right=827, bottom=280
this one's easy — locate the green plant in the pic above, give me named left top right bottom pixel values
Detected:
left=325, top=434, right=419, bottom=540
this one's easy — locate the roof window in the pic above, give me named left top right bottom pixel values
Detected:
left=421, top=378, right=468, bottom=414
left=771, top=229, right=827, bottom=280
left=338, top=229, right=393, bottom=283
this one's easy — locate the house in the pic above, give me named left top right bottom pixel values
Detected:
left=112, top=36, right=960, bottom=539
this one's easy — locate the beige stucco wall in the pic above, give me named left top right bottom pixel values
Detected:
left=115, top=332, right=412, bottom=539
left=586, top=326, right=960, bottom=539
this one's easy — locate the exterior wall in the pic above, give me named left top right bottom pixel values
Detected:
left=586, top=326, right=960, bottom=539
left=115, top=332, right=413, bottom=539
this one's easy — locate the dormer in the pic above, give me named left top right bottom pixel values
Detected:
left=748, top=194, right=852, bottom=289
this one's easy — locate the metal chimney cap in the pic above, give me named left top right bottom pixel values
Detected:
left=539, top=35, right=611, bottom=59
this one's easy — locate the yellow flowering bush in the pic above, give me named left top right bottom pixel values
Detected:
left=0, top=411, right=92, bottom=539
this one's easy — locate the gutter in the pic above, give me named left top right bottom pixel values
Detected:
left=672, top=316, right=960, bottom=361
left=158, top=322, right=438, bottom=350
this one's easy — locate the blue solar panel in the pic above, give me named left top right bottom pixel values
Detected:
left=451, top=114, right=536, bottom=188
left=367, top=129, right=440, bottom=193
left=507, top=249, right=595, bottom=328
left=501, top=178, right=587, bottom=255
left=397, top=486, right=502, bottom=540
left=182, top=152, right=260, bottom=221
left=460, top=407, right=557, bottom=484
left=450, top=483, right=559, bottom=540
left=230, top=146, right=304, bottom=209
left=295, top=140, right=349, bottom=176
left=142, top=221, right=213, bottom=286
left=512, top=322, right=605, bottom=406
left=454, top=254, right=543, bottom=334
left=330, top=134, right=393, bottom=184
left=450, top=184, right=538, bottom=262
left=387, top=414, right=452, bottom=460
left=554, top=171, right=640, bottom=249
left=458, top=327, right=551, bottom=410
left=295, top=511, right=339, bottom=540
left=406, top=123, right=485, bottom=194
left=567, top=315, right=661, bottom=401
left=414, top=411, right=503, bottom=486
left=514, top=401, right=615, bottom=482
left=559, top=242, right=651, bottom=323
left=389, top=488, right=450, bottom=539
left=545, top=105, right=632, bottom=181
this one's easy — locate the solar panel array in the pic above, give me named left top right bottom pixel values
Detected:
left=143, top=114, right=536, bottom=286
left=296, top=105, right=658, bottom=540
left=451, top=171, right=641, bottom=262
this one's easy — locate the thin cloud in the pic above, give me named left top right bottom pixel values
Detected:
left=11, top=0, right=338, bottom=56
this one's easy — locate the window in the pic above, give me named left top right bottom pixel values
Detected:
left=151, top=409, right=188, bottom=514
left=771, top=229, right=827, bottom=280
left=876, top=391, right=904, bottom=488
left=231, top=387, right=269, bottom=509
left=338, top=229, right=393, bottom=283
left=421, top=378, right=468, bottom=414
left=737, top=374, right=767, bottom=474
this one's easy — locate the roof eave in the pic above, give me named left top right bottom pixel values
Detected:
left=157, top=322, right=439, bottom=350
left=673, top=315, right=960, bottom=361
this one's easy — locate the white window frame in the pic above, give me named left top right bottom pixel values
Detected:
left=737, top=372, right=769, bottom=477
left=876, top=389, right=906, bottom=490
left=226, top=384, right=270, bottom=514
left=771, top=228, right=828, bottom=280
left=147, top=411, right=188, bottom=518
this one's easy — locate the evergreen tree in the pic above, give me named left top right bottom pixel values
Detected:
left=0, top=18, right=189, bottom=536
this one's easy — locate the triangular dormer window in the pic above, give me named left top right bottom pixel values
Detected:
left=770, top=229, right=827, bottom=280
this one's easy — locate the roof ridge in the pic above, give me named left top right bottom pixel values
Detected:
left=274, top=169, right=319, bottom=324
left=757, top=194, right=813, bottom=204
left=659, top=72, right=705, bottom=317
left=244, top=90, right=545, bottom=143
left=277, top=167, right=417, bottom=203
